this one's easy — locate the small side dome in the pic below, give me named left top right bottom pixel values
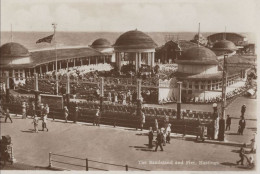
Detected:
left=212, top=40, right=237, bottom=51
left=176, top=46, right=218, bottom=65
left=90, top=38, right=111, bottom=49
left=114, top=30, right=157, bottom=50
left=0, top=42, right=30, bottom=57
left=0, top=42, right=31, bottom=65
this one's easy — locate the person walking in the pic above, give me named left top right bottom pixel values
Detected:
left=74, top=107, right=79, bottom=123
left=140, top=112, right=145, bottom=131
left=148, top=127, right=154, bottom=148
left=226, top=115, right=231, bottom=131
left=162, top=128, right=167, bottom=146
left=94, top=107, right=100, bottom=126
left=166, top=124, right=171, bottom=144
left=41, top=104, right=49, bottom=131
left=64, top=106, right=69, bottom=123
left=4, top=108, right=12, bottom=123
left=32, top=102, right=36, bottom=118
left=241, top=104, right=246, bottom=117
left=239, top=116, right=246, bottom=135
left=237, top=146, right=245, bottom=165
left=163, top=112, right=169, bottom=129
left=155, top=129, right=164, bottom=152
left=45, top=104, right=49, bottom=118
left=154, top=118, right=158, bottom=133
left=32, top=116, right=39, bottom=133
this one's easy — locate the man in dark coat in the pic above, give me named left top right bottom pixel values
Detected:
left=237, top=146, right=245, bottom=165
left=148, top=127, right=153, bottom=148
left=241, top=104, right=246, bottom=117
left=155, top=129, right=164, bottom=151
left=239, top=116, right=246, bottom=135
left=226, top=115, right=231, bottom=131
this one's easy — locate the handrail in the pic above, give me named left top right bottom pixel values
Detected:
left=51, top=153, right=85, bottom=160
left=49, top=152, right=150, bottom=171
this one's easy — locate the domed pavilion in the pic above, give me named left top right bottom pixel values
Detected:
left=0, top=42, right=32, bottom=86
left=172, top=46, right=241, bottom=101
left=113, top=29, right=157, bottom=73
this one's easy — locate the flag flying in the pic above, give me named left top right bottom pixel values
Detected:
left=36, top=34, right=54, bottom=44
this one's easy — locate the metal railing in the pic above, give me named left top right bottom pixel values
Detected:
left=49, top=152, right=149, bottom=171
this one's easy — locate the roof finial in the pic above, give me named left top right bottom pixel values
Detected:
left=11, top=24, right=13, bottom=42
left=224, top=26, right=226, bottom=40
left=197, top=22, right=200, bottom=47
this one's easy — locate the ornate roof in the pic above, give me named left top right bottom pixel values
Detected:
left=176, top=46, right=218, bottom=65
left=114, top=30, right=157, bottom=50
left=91, top=38, right=111, bottom=48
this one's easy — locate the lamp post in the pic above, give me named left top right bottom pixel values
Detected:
left=218, top=54, right=228, bottom=141
left=52, top=23, right=58, bottom=95
left=177, top=81, right=182, bottom=119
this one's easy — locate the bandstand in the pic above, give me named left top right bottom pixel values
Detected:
left=113, top=29, right=157, bottom=73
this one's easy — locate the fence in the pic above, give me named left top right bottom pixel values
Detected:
left=49, top=152, right=149, bottom=171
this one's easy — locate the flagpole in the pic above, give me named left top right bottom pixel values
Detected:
left=52, top=23, right=58, bottom=95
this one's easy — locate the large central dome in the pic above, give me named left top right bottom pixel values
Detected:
left=177, top=46, right=218, bottom=65
left=114, top=30, right=157, bottom=50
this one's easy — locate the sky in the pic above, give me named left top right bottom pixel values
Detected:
left=1, top=0, right=258, bottom=32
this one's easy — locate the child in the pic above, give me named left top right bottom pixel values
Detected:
left=32, top=116, right=39, bottom=133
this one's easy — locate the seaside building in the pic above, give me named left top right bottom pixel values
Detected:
left=0, top=41, right=112, bottom=88
left=159, top=46, right=248, bottom=102
left=155, top=40, right=197, bottom=64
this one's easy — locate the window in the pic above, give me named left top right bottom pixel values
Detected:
left=189, top=83, right=192, bottom=89
left=188, top=90, right=192, bottom=94
left=182, top=82, right=187, bottom=88
left=195, top=81, right=199, bottom=89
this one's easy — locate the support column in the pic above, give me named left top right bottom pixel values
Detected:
left=135, top=53, right=138, bottom=73
left=96, top=57, right=98, bottom=65
left=28, top=69, right=31, bottom=78
left=53, top=63, right=55, bottom=71
left=88, top=58, right=90, bottom=65
left=40, top=66, right=42, bottom=77
left=5, top=71, right=10, bottom=103
left=100, top=77, right=104, bottom=112
left=34, top=73, right=40, bottom=110
left=46, top=64, right=48, bottom=73
left=66, top=74, right=70, bottom=107
left=151, top=52, right=155, bottom=68
left=136, top=79, right=142, bottom=130
left=80, top=58, right=83, bottom=66
left=73, top=59, right=76, bottom=67
left=118, top=53, right=121, bottom=71
left=177, top=82, right=182, bottom=119
left=59, top=61, right=62, bottom=69
left=138, top=53, right=142, bottom=69
left=66, top=60, right=69, bottom=71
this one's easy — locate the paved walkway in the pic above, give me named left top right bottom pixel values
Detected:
left=0, top=116, right=256, bottom=171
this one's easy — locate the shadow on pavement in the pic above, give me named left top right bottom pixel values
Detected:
left=226, top=132, right=240, bottom=135
left=231, top=149, right=252, bottom=154
left=246, top=127, right=257, bottom=131
left=220, top=162, right=237, bottom=167
left=21, top=129, right=36, bottom=133
left=129, top=144, right=155, bottom=152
